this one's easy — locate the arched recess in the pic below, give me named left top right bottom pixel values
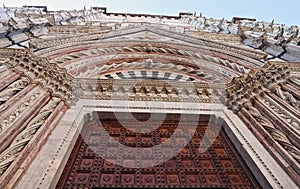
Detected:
left=0, top=25, right=298, bottom=189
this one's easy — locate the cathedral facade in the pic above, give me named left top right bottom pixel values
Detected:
left=0, top=5, right=299, bottom=189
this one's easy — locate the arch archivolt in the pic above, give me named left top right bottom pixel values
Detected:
left=35, top=27, right=267, bottom=84
left=74, top=59, right=228, bottom=83
left=44, top=42, right=254, bottom=83
left=40, top=39, right=264, bottom=69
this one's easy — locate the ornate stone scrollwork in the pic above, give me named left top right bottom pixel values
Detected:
left=0, top=77, right=29, bottom=106
left=0, top=97, right=61, bottom=176
left=245, top=103, right=300, bottom=163
left=0, top=65, right=10, bottom=78
left=0, top=91, right=41, bottom=134
left=274, top=85, right=300, bottom=110
left=0, top=49, right=73, bottom=106
left=261, top=97, right=300, bottom=132
left=226, top=62, right=300, bottom=165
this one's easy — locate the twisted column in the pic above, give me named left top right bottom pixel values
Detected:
left=0, top=77, right=29, bottom=105
left=0, top=97, right=61, bottom=176
left=245, top=104, right=300, bottom=163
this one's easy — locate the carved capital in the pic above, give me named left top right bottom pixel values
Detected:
left=1, top=49, right=73, bottom=106
left=226, top=63, right=291, bottom=112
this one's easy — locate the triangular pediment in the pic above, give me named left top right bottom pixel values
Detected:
left=97, top=25, right=265, bottom=60
left=101, top=25, right=193, bottom=45
left=100, top=25, right=211, bottom=46
left=104, top=30, right=183, bottom=43
left=31, top=24, right=266, bottom=62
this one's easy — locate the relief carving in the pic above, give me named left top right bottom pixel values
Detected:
left=2, top=49, right=73, bottom=106
left=227, top=63, right=300, bottom=165
left=285, top=92, right=300, bottom=109
left=53, top=45, right=249, bottom=76
left=245, top=103, right=300, bottom=163
left=274, top=85, right=300, bottom=110
left=0, top=77, right=29, bottom=106
left=72, top=79, right=223, bottom=103
left=0, top=97, right=61, bottom=176
left=0, top=91, right=41, bottom=134
left=263, top=97, right=300, bottom=131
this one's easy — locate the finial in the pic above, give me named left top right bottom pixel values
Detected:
left=270, top=19, right=274, bottom=28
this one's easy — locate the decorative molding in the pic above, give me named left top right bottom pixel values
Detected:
left=0, top=97, right=61, bottom=176
left=35, top=25, right=267, bottom=66
left=224, top=112, right=284, bottom=189
left=0, top=49, right=73, bottom=106
left=58, top=45, right=249, bottom=76
left=0, top=91, right=41, bottom=134
left=226, top=63, right=291, bottom=112
left=262, top=95, right=300, bottom=133
left=244, top=103, right=300, bottom=163
left=73, top=78, right=225, bottom=104
left=0, top=77, right=30, bottom=105
left=226, top=62, right=300, bottom=184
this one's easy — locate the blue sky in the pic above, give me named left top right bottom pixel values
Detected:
left=2, top=0, right=300, bottom=26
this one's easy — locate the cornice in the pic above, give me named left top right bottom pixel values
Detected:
left=73, top=78, right=225, bottom=105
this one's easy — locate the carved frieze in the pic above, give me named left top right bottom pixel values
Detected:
left=72, top=79, right=224, bottom=104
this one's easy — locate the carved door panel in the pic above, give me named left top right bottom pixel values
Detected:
left=56, top=112, right=260, bottom=188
